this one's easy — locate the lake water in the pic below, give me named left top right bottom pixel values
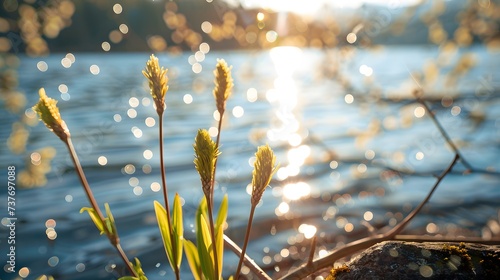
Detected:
left=1, top=45, right=500, bottom=279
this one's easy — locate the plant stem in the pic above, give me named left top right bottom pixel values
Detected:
left=235, top=205, right=256, bottom=280
left=206, top=195, right=219, bottom=280
left=66, top=138, right=105, bottom=221
left=65, top=138, right=137, bottom=277
left=211, top=113, right=224, bottom=206
left=279, top=154, right=459, bottom=280
left=207, top=113, right=224, bottom=280
left=223, top=235, right=272, bottom=280
left=158, top=113, right=180, bottom=280
left=158, top=113, right=172, bottom=222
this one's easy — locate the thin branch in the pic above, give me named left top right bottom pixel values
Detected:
left=385, top=154, right=459, bottom=238
left=224, top=235, right=272, bottom=280
left=279, top=154, right=459, bottom=280
left=416, top=95, right=473, bottom=171
left=66, top=138, right=137, bottom=277
left=307, top=236, right=317, bottom=267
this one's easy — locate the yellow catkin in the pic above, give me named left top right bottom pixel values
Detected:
left=213, top=59, right=233, bottom=115
left=251, top=144, right=278, bottom=206
left=193, top=129, right=220, bottom=195
left=143, top=54, right=169, bottom=115
left=32, top=88, right=69, bottom=141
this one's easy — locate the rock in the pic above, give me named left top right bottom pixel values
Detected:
left=331, top=241, right=500, bottom=280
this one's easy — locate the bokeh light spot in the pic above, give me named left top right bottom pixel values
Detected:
left=19, top=267, right=30, bottom=278
left=48, top=256, right=59, bottom=267
left=129, top=97, right=139, bottom=108
left=119, top=24, right=129, bottom=34
left=113, top=4, right=123, bottom=14
left=133, top=186, right=143, bottom=196
left=98, top=156, right=108, bottom=165
left=127, top=109, right=137, bottom=118
left=347, top=32, right=357, bottom=44
left=414, top=106, right=425, bottom=118
left=183, top=94, right=193, bottom=104
left=143, top=149, right=153, bottom=160
left=90, top=64, right=100, bottom=75
left=199, top=42, right=210, bottom=53
left=101, top=42, right=111, bottom=51
left=201, top=21, right=212, bottom=33
left=232, top=106, right=244, bottom=118
left=61, top=58, right=72, bottom=68
left=150, top=182, right=161, bottom=192
left=247, top=88, right=258, bottom=102
left=208, top=127, right=218, bottom=137
left=123, top=164, right=136, bottom=175
left=345, top=94, right=354, bottom=104
left=145, top=117, right=156, bottom=127
left=76, top=263, right=85, bottom=272
left=416, top=151, right=424, bottom=160
left=37, top=61, right=48, bottom=72
left=58, top=84, right=68, bottom=94
left=364, top=211, right=373, bottom=221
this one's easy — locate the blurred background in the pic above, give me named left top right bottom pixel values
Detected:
left=1, top=0, right=500, bottom=279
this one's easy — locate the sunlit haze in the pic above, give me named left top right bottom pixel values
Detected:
left=228, top=0, right=423, bottom=14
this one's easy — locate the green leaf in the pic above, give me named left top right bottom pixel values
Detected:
left=118, top=277, right=138, bottom=280
left=172, top=193, right=184, bottom=269
left=104, top=203, right=117, bottom=236
left=215, top=194, right=228, bottom=277
left=80, top=207, right=105, bottom=235
left=153, top=200, right=174, bottom=272
left=184, top=240, right=202, bottom=280
left=215, top=194, right=228, bottom=234
left=132, top=258, right=148, bottom=280
left=198, top=213, right=214, bottom=280
left=216, top=220, right=224, bottom=278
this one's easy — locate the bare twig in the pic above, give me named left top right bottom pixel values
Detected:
left=279, top=154, right=459, bottom=280
left=307, top=236, right=317, bottom=267
left=415, top=94, right=473, bottom=171
left=224, top=234, right=272, bottom=280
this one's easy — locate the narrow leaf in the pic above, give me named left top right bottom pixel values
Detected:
left=153, top=200, right=174, bottom=271
left=195, top=197, right=215, bottom=279
left=104, top=203, right=117, bottom=235
left=184, top=240, right=202, bottom=280
left=197, top=211, right=214, bottom=280
left=172, top=193, right=184, bottom=269
left=118, top=277, right=139, bottom=280
left=215, top=195, right=228, bottom=278
left=80, top=207, right=105, bottom=234
left=215, top=221, right=224, bottom=278
left=215, top=194, right=228, bottom=234
left=132, top=258, right=148, bottom=280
